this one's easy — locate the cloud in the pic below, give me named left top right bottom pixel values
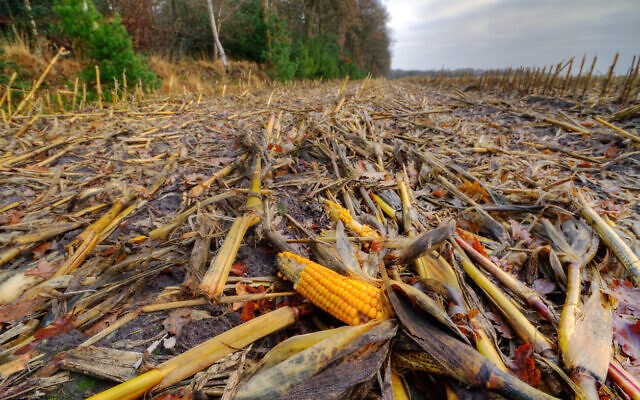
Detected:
left=387, top=0, right=640, bottom=72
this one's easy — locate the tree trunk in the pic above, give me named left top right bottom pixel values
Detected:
left=22, top=0, right=38, bottom=38
left=261, top=0, right=271, bottom=50
left=206, top=0, right=227, bottom=69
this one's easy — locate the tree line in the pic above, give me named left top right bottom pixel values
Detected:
left=1, top=0, right=392, bottom=82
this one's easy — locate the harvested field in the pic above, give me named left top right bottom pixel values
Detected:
left=1, top=77, right=639, bottom=399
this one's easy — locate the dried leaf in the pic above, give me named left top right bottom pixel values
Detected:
left=335, top=220, right=362, bottom=277
left=614, top=315, right=640, bottom=362
left=432, top=189, right=448, bottom=198
left=163, top=308, right=194, bottom=337
left=510, top=219, right=534, bottom=246
left=240, top=301, right=258, bottom=322
left=230, top=262, right=248, bottom=276
left=513, top=344, right=542, bottom=387
left=34, top=314, right=76, bottom=339
left=457, top=180, right=489, bottom=202
left=532, top=279, right=555, bottom=296
left=486, top=311, right=514, bottom=339
left=0, top=297, right=44, bottom=323
left=83, top=313, right=120, bottom=337
left=99, top=246, right=117, bottom=257
left=30, top=241, right=53, bottom=259
left=24, top=259, right=57, bottom=279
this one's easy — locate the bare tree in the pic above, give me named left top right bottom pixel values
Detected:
left=22, top=0, right=38, bottom=37
left=206, top=0, right=227, bottom=68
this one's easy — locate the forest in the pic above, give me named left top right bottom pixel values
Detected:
left=1, top=0, right=392, bottom=84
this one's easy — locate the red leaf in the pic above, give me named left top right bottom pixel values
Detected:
left=4, top=210, right=24, bottom=225
left=25, top=259, right=57, bottom=279
left=580, top=120, right=595, bottom=127
left=240, top=302, right=258, bottom=322
left=604, top=145, right=620, bottom=159
left=230, top=262, right=248, bottom=276
left=457, top=180, right=489, bottom=202
left=99, top=246, right=117, bottom=257
left=34, top=314, right=76, bottom=339
left=471, top=237, right=488, bottom=257
left=431, top=189, right=448, bottom=198
left=14, top=341, right=39, bottom=355
left=513, top=343, right=542, bottom=387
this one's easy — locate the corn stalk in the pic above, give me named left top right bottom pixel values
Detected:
left=200, top=157, right=263, bottom=300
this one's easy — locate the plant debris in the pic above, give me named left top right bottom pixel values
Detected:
left=1, top=73, right=639, bottom=399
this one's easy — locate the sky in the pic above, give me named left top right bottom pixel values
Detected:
left=383, top=0, right=640, bottom=73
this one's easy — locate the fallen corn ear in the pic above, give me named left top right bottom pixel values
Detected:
left=277, top=251, right=385, bottom=325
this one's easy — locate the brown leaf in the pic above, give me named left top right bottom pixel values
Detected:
left=83, top=313, right=120, bottom=337
left=509, top=220, right=534, bottom=246
left=0, top=297, right=44, bottom=323
left=532, top=279, right=555, bottom=296
left=431, top=189, right=448, bottom=198
left=163, top=308, right=194, bottom=337
left=30, top=241, right=52, bottom=259
left=610, top=279, right=640, bottom=316
left=486, top=311, right=513, bottom=339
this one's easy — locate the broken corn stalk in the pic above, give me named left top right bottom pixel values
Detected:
left=189, top=153, right=247, bottom=198
left=452, top=239, right=555, bottom=356
left=455, top=236, right=557, bottom=324
left=324, top=199, right=380, bottom=239
left=54, top=196, right=131, bottom=278
left=277, top=251, right=384, bottom=325
left=200, top=158, right=262, bottom=300
left=87, top=306, right=299, bottom=400
left=394, top=178, right=430, bottom=278
left=576, top=191, right=640, bottom=287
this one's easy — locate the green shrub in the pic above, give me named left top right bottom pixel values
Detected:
left=83, top=17, right=157, bottom=88
left=292, top=41, right=315, bottom=79
left=222, top=0, right=267, bottom=63
left=265, top=17, right=296, bottom=81
left=53, top=0, right=157, bottom=90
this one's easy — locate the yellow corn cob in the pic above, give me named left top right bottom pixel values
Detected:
left=323, top=200, right=380, bottom=239
left=277, top=251, right=384, bottom=325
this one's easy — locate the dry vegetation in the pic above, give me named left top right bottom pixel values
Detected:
left=0, top=47, right=639, bottom=400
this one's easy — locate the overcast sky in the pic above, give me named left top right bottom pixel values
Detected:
left=383, top=0, right=640, bottom=73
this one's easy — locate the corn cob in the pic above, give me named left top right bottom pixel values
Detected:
left=323, top=200, right=380, bottom=239
left=277, top=251, right=384, bottom=325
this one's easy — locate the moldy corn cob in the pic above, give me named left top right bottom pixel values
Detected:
left=277, top=251, right=384, bottom=325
